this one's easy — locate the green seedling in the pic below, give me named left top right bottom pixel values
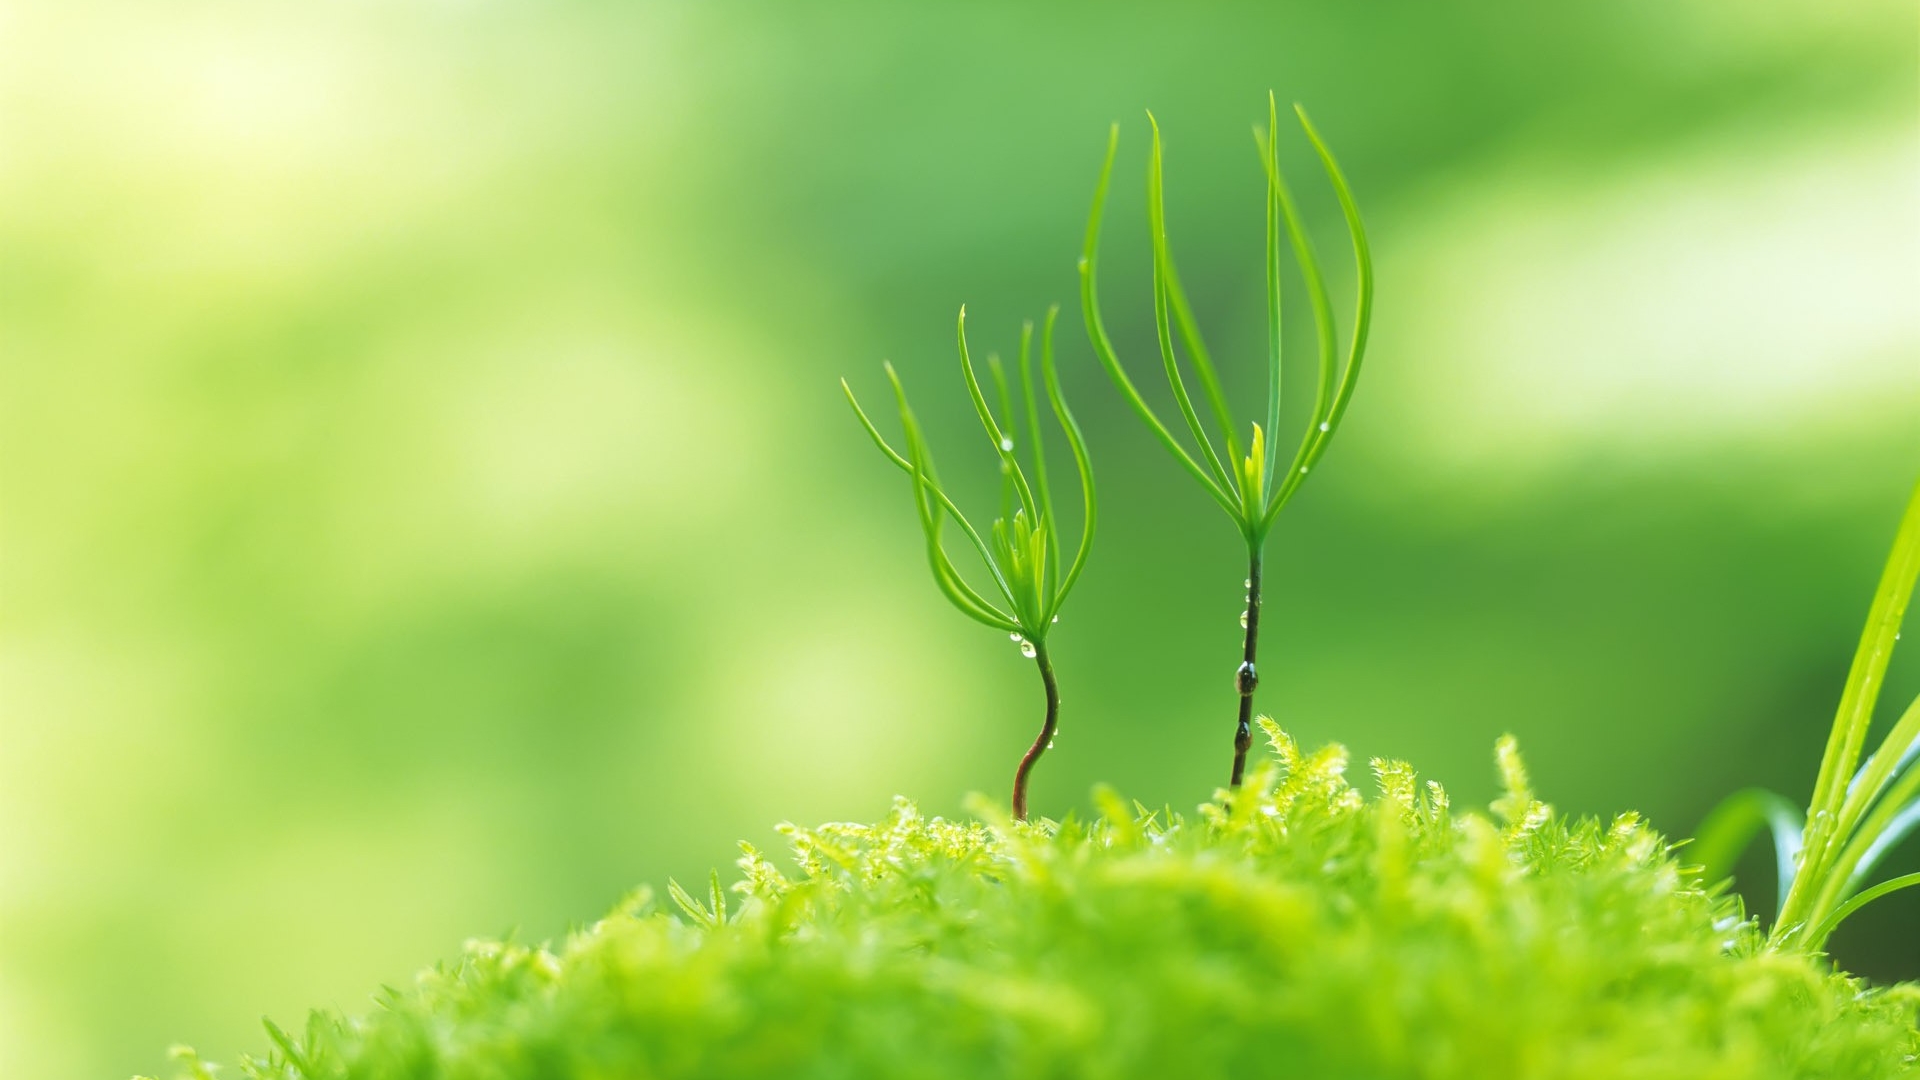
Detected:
left=1080, top=93, right=1373, bottom=788
left=1696, top=476, right=1920, bottom=952
left=843, top=307, right=1095, bottom=820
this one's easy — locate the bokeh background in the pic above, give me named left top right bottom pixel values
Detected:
left=2, top=1, right=1917, bottom=1074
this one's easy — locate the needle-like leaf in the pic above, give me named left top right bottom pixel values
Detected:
left=957, top=308, right=1041, bottom=525
left=1261, top=94, right=1284, bottom=488
left=1807, top=871, right=1920, bottom=949
left=1018, top=318, right=1061, bottom=597
left=1081, top=124, right=1239, bottom=517
left=1264, top=102, right=1375, bottom=526
left=1160, top=246, right=1238, bottom=486
left=886, top=364, right=1021, bottom=632
left=1259, top=119, right=1340, bottom=526
left=1041, top=306, right=1097, bottom=619
left=1146, top=112, right=1235, bottom=495
left=843, top=376, right=1017, bottom=605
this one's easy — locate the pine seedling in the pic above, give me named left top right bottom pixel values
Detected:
left=843, top=306, right=1096, bottom=821
left=1694, top=475, right=1920, bottom=952
left=1080, top=93, right=1373, bottom=787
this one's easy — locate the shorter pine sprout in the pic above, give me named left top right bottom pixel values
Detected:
left=843, top=306, right=1096, bottom=821
left=1694, top=475, right=1920, bottom=952
left=1081, top=93, right=1372, bottom=789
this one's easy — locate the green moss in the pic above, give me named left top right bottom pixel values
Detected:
left=158, top=726, right=1917, bottom=1080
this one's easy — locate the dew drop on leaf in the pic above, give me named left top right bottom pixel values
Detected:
left=1020, top=640, right=1037, bottom=659
left=1000, top=436, right=1014, bottom=452
left=1318, top=421, right=1330, bottom=432
left=1010, top=633, right=1023, bottom=643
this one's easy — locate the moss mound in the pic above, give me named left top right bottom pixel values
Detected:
left=159, top=725, right=1918, bottom=1080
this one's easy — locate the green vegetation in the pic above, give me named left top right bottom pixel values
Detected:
left=144, top=96, right=1920, bottom=1078
left=1081, top=93, right=1372, bottom=788
left=1696, top=476, right=1920, bottom=953
left=153, top=726, right=1918, bottom=1080
left=842, top=306, right=1095, bottom=819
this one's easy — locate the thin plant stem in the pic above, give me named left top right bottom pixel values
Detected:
left=1230, top=549, right=1263, bottom=787
left=1012, top=639, right=1062, bottom=821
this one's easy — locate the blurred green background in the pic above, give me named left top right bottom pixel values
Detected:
left=2, top=1, right=1917, bottom=1075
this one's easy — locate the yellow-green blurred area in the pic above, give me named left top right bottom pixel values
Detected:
left=1, top=1, right=1916, bottom=1075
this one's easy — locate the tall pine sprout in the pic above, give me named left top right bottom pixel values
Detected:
left=1080, top=94, right=1373, bottom=787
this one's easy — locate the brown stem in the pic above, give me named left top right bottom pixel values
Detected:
left=1230, top=549, right=1262, bottom=787
left=1011, top=639, right=1060, bottom=821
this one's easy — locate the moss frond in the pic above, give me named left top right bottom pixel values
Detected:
left=160, top=734, right=1918, bottom=1080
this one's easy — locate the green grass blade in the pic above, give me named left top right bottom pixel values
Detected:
left=1018, top=316, right=1062, bottom=597
left=1080, top=123, right=1238, bottom=518
left=842, top=376, right=1015, bottom=602
left=1796, top=479, right=1920, bottom=891
left=1806, top=871, right=1920, bottom=951
left=1841, top=741, right=1920, bottom=895
left=1819, top=691, right=1920, bottom=907
left=1689, top=787, right=1804, bottom=909
left=1146, top=112, right=1236, bottom=497
left=1042, top=307, right=1097, bottom=619
left=957, top=308, right=1042, bottom=524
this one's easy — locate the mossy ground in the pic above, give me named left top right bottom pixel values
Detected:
left=159, top=725, right=1918, bottom=1080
